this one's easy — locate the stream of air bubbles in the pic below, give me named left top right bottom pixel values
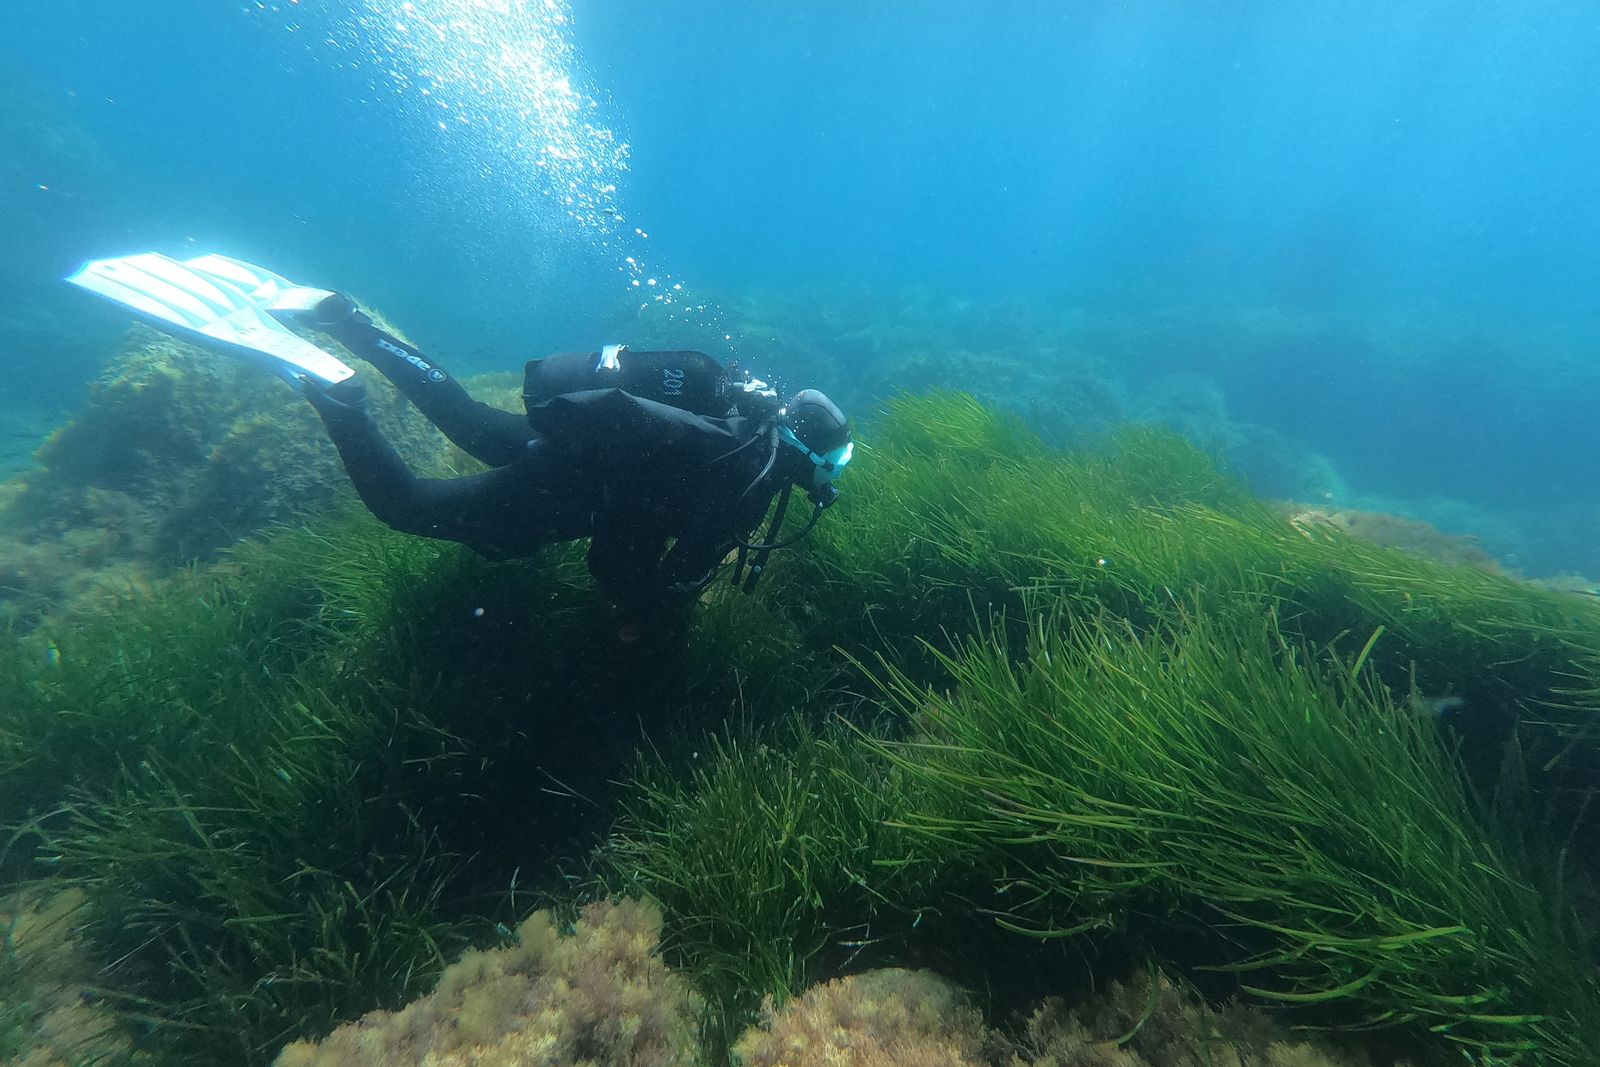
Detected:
left=324, top=0, right=729, bottom=345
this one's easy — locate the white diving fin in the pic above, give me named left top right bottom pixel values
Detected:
left=66, top=252, right=356, bottom=387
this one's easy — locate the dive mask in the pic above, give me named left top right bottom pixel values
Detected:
left=779, top=425, right=854, bottom=495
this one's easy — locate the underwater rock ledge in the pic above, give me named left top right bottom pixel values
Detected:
left=0, top=325, right=521, bottom=630
left=274, top=897, right=1407, bottom=1067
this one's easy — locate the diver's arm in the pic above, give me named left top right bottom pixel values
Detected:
left=658, top=483, right=779, bottom=596
left=586, top=526, right=669, bottom=606
left=657, top=533, right=734, bottom=597
left=588, top=526, right=703, bottom=642
left=307, top=381, right=545, bottom=556
left=309, top=298, right=533, bottom=468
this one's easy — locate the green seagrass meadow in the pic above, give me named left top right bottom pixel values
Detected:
left=2, top=394, right=1596, bottom=1066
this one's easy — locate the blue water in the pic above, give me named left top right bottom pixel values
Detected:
left=3, top=2, right=1599, bottom=573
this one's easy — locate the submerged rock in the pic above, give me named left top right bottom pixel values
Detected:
left=274, top=899, right=703, bottom=1067
left=1280, top=503, right=1502, bottom=572
left=277, top=908, right=1406, bottom=1067
left=0, top=888, right=146, bottom=1067
left=0, top=326, right=516, bottom=628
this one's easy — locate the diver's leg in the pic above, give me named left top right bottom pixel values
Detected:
left=309, top=296, right=533, bottom=468
left=304, top=376, right=553, bottom=556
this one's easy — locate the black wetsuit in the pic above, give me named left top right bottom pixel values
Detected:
left=310, top=319, right=786, bottom=617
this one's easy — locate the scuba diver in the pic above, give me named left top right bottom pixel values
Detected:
left=66, top=253, right=854, bottom=641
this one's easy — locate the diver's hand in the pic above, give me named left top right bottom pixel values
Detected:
left=611, top=596, right=692, bottom=646
left=611, top=599, right=648, bottom=644
left=301, top=292, right=372, bottom=330
left=302, top=375, right=371, bottom=419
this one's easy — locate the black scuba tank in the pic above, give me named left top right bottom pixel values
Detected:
left=523, top=347, right=732, bottom=423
